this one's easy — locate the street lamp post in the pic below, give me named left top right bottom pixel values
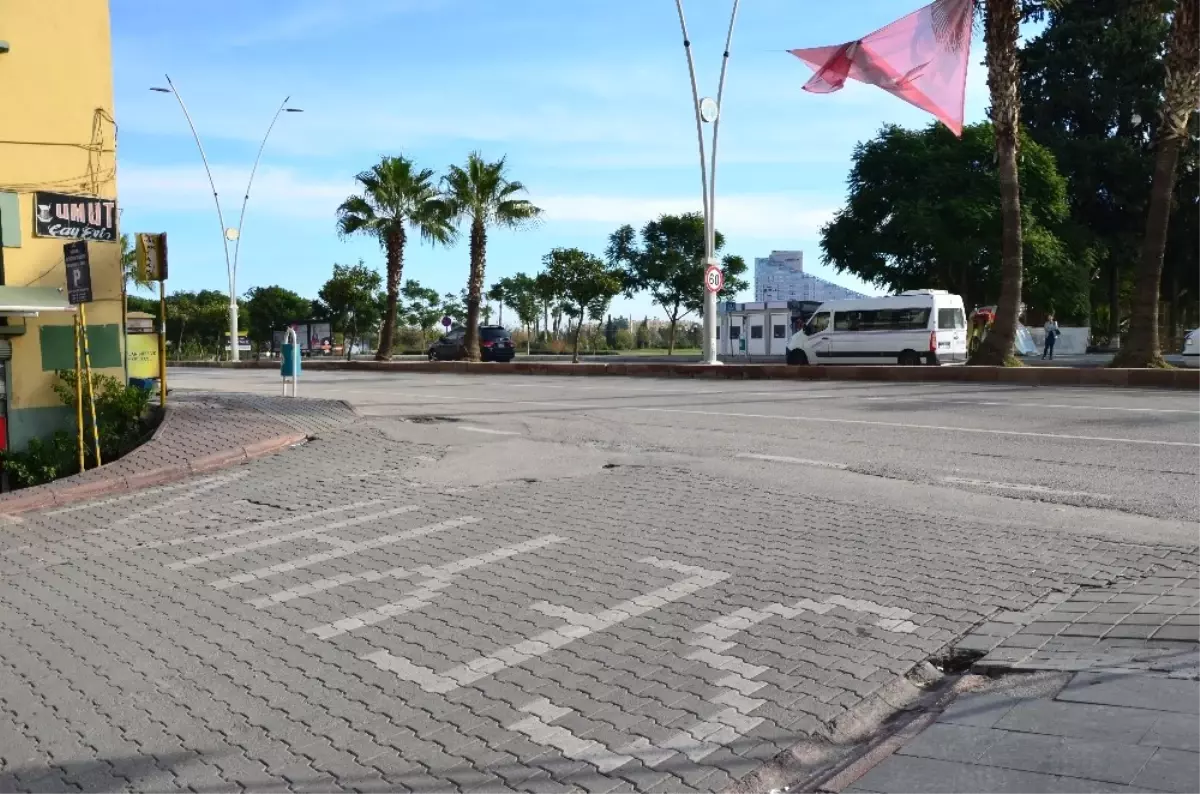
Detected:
left=151, top=76, right=302, bottom=361
left=673, top=0, right=741, bottom=366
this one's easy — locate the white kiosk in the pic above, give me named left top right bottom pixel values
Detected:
left=717, top=300, right=822, bottom=359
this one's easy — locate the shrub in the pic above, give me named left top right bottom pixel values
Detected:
left=1, top=371, right=155, bottom=488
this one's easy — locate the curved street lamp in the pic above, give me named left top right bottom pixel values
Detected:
left=151, top=76, right=302, bottom=361
left=673, top=0, right=742, bottom=366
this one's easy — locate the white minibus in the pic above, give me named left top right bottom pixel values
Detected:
left=785, top=290, right=968, bottom=366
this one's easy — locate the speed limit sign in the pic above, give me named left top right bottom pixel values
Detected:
left=704, top=264, right=724, bottom=294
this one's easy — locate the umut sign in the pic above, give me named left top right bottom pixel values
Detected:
left=34, top=191, right=117, bottom=241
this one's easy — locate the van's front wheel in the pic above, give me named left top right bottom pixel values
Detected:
left=786, top=349, right=808, bottom=366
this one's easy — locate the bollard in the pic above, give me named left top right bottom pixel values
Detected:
left=281, top=328, right=300, bottom=397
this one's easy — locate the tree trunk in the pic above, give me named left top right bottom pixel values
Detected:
left=571, top=312, right=584, bottom=363
left=1113, top=0, right=1198, bottom=367
left=1107, top=258, right=1121, bottom=349
left=667, top=317, right=678, bottom=355
left=464, top=218, right=487, bottom=362
left=376, top=226, right=405, bottom=361
left=970, top=0, right=1023, bottom=366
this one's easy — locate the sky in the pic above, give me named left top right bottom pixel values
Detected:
left=111, top=0, right=993, bottom=321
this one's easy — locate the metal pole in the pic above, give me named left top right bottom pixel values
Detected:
left=158, top=279, right=168, bottom=407
left=232, top=96, right=291, bottom=297
left=73, top=315, right=84, bottom=472
left=704, top=0, right=742, bottom=366
left=79, top=305, right=101, bottom=467
left=161, top=75, right=238, bottom=360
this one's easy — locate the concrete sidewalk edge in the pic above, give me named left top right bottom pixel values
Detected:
left=0, top=430, right=308, bottom=516
left=170, top=359, right=1200, bottom=390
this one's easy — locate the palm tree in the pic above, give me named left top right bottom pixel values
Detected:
left=336, top=156, right=454, bottom=360
left=1115, top=1, right=1199, bottom=368
left=442, top=153, right=542, bottom=361
left=969, top=0, right=1024, bottom=365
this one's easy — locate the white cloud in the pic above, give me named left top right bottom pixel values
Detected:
left=117, top=163, right=838, bottom=240
left=518, top=193, right=837, bottom=239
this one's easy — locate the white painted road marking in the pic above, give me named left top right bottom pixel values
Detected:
left=456, top=426, right=520, bottom=435
left=504, top=593, right=922, bottom=773
left=50, top=472, right=241, bottom=517
left=168, top=504, right=420, bottom=570
left=298, top=535, right=566, bottom=634
left=941, top=477, right=1113, bottom=500
left=622, top=407, right=1200, bottom=448
left=208, top=516, right=479, bottom=590
left=734, top=453, right=848, bottom=469
left=363, top=556, right=730, bottom=693
left=140, top=500, right=388, bottom=550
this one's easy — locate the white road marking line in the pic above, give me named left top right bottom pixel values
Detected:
left=621, top=407, right=1200, bottom=448
left=456, top=426, right=520, bottom=435
left=941, top=477, right=1114, bottom=500
left=109, top=472, right=250, bottom=529
left=363, top=556, right=730, bottom=693
left=866, top=396, right=1199, bottom=415
left=734, top=453, right=848, bottom=469
left=168, top=504, right=420, bottom=571
left=507, top=700, right=635, bottom=773
left=139, top=500, right=387, bottom=550
left=505, top=593, right=922, bottom=773
left=208, top=515, right=479, bottom=590
left=264, top=533, right=561, bottom=613
left=45, top=472, right=237, bottom=516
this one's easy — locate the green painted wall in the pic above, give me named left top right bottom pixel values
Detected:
left=7, top=404, right=73, bottom=450
left=39, top=323, right=121, bottom=371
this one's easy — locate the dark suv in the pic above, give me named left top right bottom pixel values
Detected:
left=428, top=325, right=515, bottom=362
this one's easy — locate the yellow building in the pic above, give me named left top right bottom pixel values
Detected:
left=0, top=0, right=125, bottom=451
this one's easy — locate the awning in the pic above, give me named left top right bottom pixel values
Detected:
left=0, top=286, right=77, bottom=316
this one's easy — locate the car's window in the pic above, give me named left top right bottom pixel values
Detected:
left=938, top=308, right=966, bottom=329
left=807, top=313, right=830, bottom=335
left=481, top=327, right=510, bottom=340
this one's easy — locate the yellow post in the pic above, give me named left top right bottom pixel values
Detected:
left=73, top=315, right=85, bottom=472
left=79, top=304, right=102, bottom=467
left=158, top=279, right=168, bottom=406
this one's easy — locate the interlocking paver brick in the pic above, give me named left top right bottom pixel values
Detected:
left=0, top=396, right=1195, bottom=792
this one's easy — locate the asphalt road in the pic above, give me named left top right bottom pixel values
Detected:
left=172, top=369, right=1199, bottom=533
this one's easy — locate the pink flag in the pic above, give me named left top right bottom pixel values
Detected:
left=789, top=0, right=974, bottom=136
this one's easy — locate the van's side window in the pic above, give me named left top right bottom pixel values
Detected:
left=938, top=308, right=966, bottom=329
left=834, top=311, right=858, bottom=331
left=836, top=308, right=929, bottom=331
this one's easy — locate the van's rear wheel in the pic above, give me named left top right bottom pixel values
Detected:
left=898, top=350, right=922, bottom=366
left=786, top=349, right=808, bottom=366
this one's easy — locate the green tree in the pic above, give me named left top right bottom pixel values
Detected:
left=442, top=152, right=542, bottom=361
left=542, top=248, right=624, bottom=363
left=243, top=285, right=310, bottom=353
left=487, top=281, right=508, bottom=326
left=439, top=291, right=465, bottom=326
left=401, top=279, right=444, bottom=343
left=533, top=271, right=559, bottom=340
left=1115, top=2, right=1199, bottom=367
left=499, top=273, right=540, bottom=354
left=1020, top=0, right=1174, bottom=346
left=336, top=155, right=454, bottom=361
left=606, top=212, right=748, bottom=355
left=819, top=122, right=1077, bottom=319
left=317, top=261, right=383, bottom=360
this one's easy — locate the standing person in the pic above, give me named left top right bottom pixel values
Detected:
left=1043, top=314, right=1060, bottom=360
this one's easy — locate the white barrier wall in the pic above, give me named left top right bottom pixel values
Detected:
left=1029, top=326, right=1090, bottom=356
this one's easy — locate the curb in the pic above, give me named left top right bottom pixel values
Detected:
left=169, top=359, right=1200, bottom=390
left=0, top=432, right=308, bottom=516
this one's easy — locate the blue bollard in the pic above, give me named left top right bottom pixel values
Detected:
left=281, top=340, right=301, bottom=396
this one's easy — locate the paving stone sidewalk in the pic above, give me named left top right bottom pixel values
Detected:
left=0, top=413, right=1196, bottom=792
left=842, top=666, right=1199, bottom=793
left=0, top=392, right=358, bottom=513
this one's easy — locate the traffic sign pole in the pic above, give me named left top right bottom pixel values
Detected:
left=703, top=261, right=724, bottom=365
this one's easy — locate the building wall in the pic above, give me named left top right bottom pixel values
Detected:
left=754, top=250, right=868, bottom=304
left=0, top=0, right=123, bottom=449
